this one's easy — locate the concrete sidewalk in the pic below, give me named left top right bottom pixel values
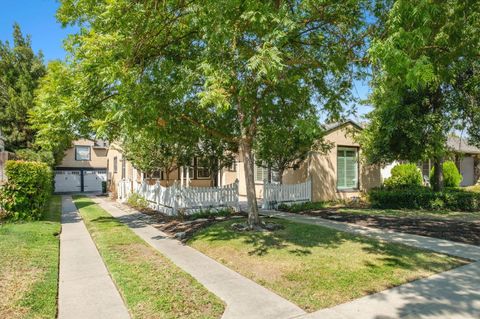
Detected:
left=58, top=196, right=130, bottom=319
left=263, top=210, right=480, bottom=319
left=92, top=197, right=306, bottom=319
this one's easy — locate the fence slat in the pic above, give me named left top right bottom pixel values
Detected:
left=117, top=178, right=240, bottom=215
left=262, top=178, right=312, bottom=209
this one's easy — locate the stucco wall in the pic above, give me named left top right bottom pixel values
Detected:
left=280, top=123, right=381, bottom=201
left=57, top=139, right=108, bottom=168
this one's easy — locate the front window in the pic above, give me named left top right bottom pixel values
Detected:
left=254, top=162, right=269, bottom=183
left=337, top=147, right=358, bottom=190
left=75, top=146, right=90, bottom=161
left=113, top=156, right=118, bottom=173
left=196, top=158, right=211, bottom=179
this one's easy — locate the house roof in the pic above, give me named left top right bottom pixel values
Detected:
left=323, top=120, right=363, bottom=133
left=447, top=136, right=480, bottom=155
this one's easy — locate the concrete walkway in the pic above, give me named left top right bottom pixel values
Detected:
left=58, top=196, right=130, bottom=319
left=262, top=210, right=480, bottom=319
left=92, top=197, right=306, bottom=319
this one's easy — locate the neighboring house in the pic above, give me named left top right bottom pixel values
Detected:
left=419, top=136, right=480, bottom=187
left=54, top=139, right=108, bottom=193
left=109, top=120, right=382, bottom=202
left=0, top=132, right=14, bottom=183
left=380, top=136, right=480, bottom=187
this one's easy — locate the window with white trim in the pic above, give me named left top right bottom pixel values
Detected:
left=196, top=158, right=211, bottom=179
left=75, top=146, right=90, bottom=161
left=337, top=147, right=358, bottom=189
left=254, top=162, right=269, bottom=183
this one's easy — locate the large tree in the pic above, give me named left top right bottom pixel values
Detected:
left=0, top=24, right=46, bottom=151
left=31, top=61, right=81, bottom=165
left=254, top=108, right=327, bottom=184
left=55, top=0, right=371, bottom=227
left=362, top=0, right=480, bottom=191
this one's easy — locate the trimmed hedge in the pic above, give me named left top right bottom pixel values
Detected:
left=0, top=160, right=53, bottom=221
left=384, top=163, right=423, bottom=188
left=368, top=186, right=480, bottom=212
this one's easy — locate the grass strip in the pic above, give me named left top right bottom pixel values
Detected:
left=73, top=196, right=224, bottom=319
left=0, top=195, right=61, bottom=319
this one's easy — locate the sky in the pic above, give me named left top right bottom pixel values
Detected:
left=0, top=0, right=76, bottom=62
left=0, top=0, right=372, bottom=118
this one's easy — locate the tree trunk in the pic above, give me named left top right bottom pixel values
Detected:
left=432, top=156, right=444, bottom=192
left=272, top=168, right=283, bottom=184
left=241, top=138, right=260, bottom=227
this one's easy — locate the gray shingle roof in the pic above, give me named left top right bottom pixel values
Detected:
left=447, top=136, right=480, bottom=154
left=323, top=120, right=363, bottom=132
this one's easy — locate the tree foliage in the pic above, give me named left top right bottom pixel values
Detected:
left=254, top=110, right=328, bottom=183
left=52, top=0, right=372, bottom=226
left=31, top=61, right=82, bottom=165
left=0, top=24, right=46, bottom=151
left=361, top=0, right=480, bottom=191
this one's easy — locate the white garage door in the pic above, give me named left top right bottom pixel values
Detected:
left=84, top=170, right=107, bottom=192
left=55, top=170, right=81, bottom=193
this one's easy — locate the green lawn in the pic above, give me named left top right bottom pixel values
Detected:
left=189, top=218, right=466, bottom=312
left=0, top=195, right=61, bottom=319
left=73, top=196, right=224, bottom=319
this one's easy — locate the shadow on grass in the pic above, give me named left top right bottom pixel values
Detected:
left=189, top=218, right=457, bottom=274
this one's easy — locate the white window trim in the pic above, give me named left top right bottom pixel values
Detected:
left=75, top=145, right=91, bottom=161
left=254, top=162, right=270, bottom=183
left=337, top=147, right=359, bottom=190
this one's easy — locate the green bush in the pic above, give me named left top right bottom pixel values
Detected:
left=188, top=209, right=232, bottom=220
left=430, top=160, right=463, bottom=188
left=278, top=201, right=327, bottom=213
left=126, top=193, right=149, bottom=211
left=0, top=160, right=53, bottom=221
left=384, top=163, right=423, bottom=188
left=368, top=187, right=480, bottom=211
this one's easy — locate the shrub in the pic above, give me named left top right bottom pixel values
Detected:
left=429, top=160, right=463, bottom=188
left=0, top=160, right=53, bottom=220
left=126, top=193, right=149, bottom=211
left=188, top=209, right=232, bottom=220
left=278, top=201, right=327, bottom=213
left=368, top=187, right=480, bottom=211
left=384, top=163, right=423, bottom=188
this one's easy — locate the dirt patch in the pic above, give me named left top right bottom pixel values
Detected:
left=119, top=202, right=245, bottom=241
left=301, top=210, right=480, bottom=246
left=0, top=264, right=42, bottom=319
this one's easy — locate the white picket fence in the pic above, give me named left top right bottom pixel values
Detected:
left=118, top=179, right=240, bottom=215
left=262, top=178, right=312, bottom=209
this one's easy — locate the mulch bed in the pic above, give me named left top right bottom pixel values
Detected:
left=298, top=210, right=480, bottom=246
left=133, top=206, right=246, bottom=241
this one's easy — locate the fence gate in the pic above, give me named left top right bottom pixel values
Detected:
left=262, top=178, right=312, bottom=209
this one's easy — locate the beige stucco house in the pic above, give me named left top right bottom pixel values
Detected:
left=106, top=143, right=218, bottom=196
left=54, top=139, right=108, bottom=192
left=231, top=121, right=381, bottom=201
left=108, top=120, right=381, bottom=202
